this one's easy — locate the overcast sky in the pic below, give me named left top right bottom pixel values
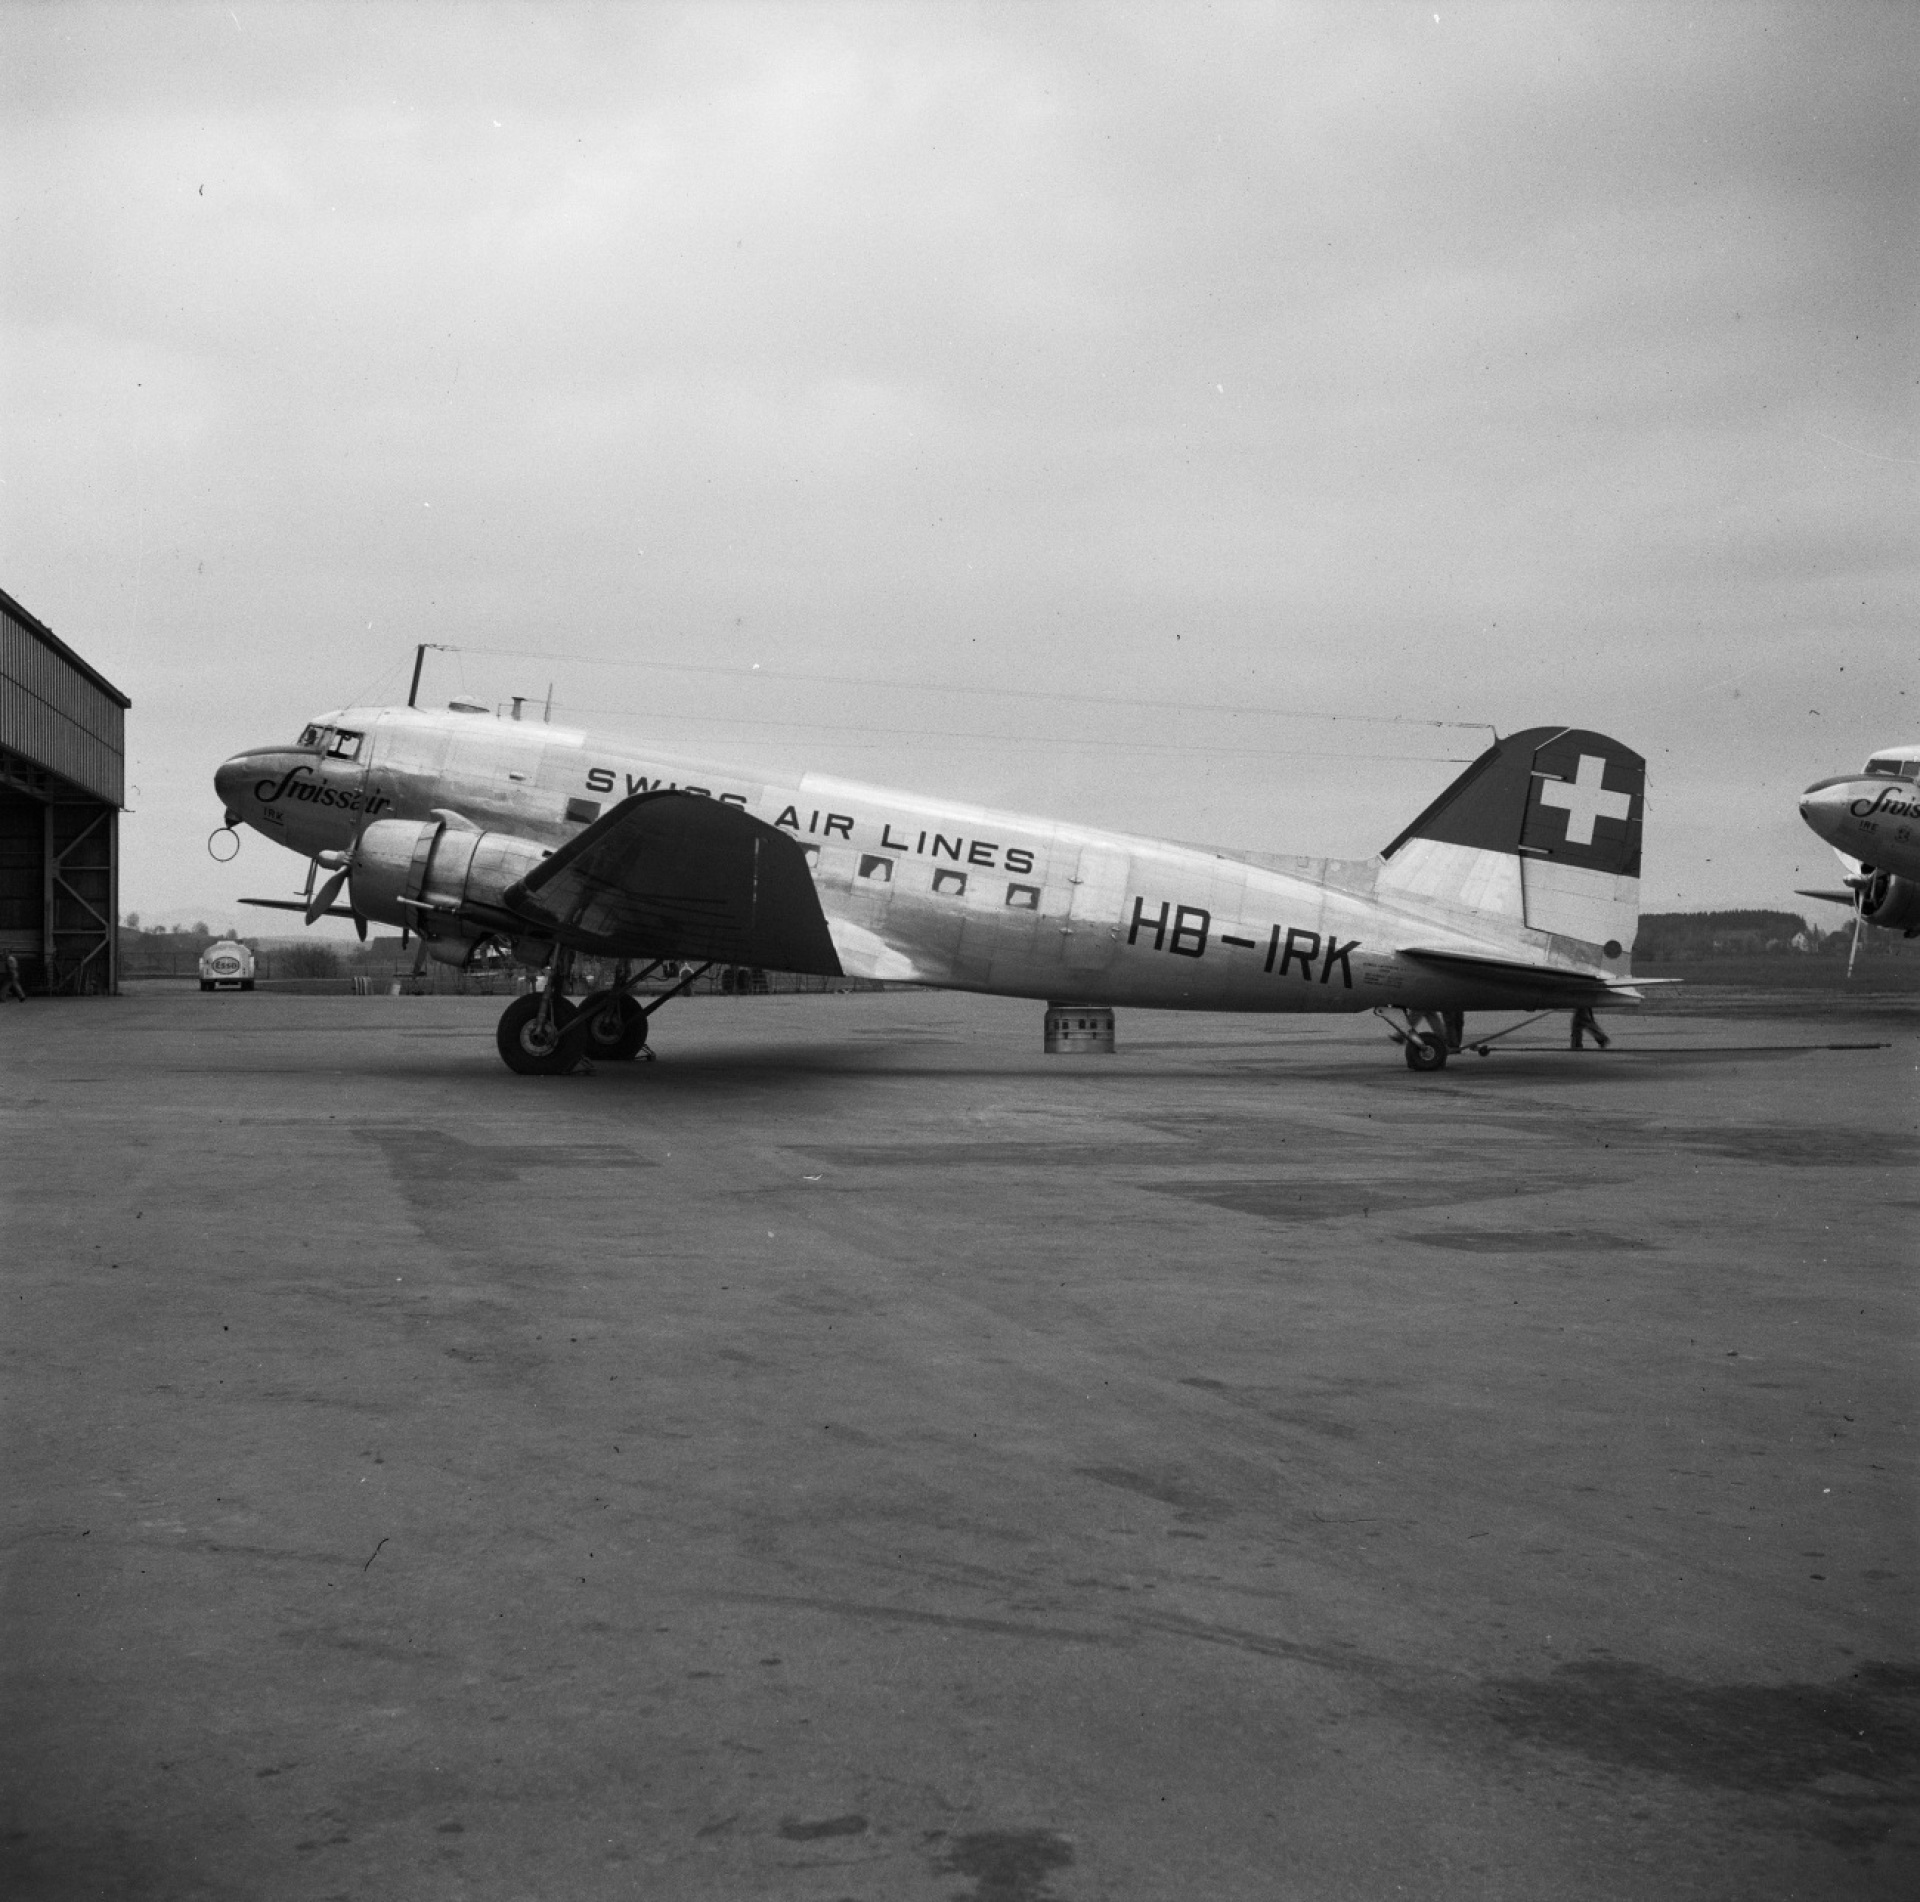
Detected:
left=3, top=1, right=1913, bottom=933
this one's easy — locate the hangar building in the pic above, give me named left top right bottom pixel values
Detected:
left=0, top=586, right=130, bottom=994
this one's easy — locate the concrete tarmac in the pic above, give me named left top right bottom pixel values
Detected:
left=3, top=987, right=1915, bottom=1900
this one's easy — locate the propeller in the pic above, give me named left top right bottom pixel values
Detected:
left=305, top=847, right=353, bottom=925
left=304, top=754, right=382, bottom=931
left=1842, top=864, right=1881, bottom=981
left=1844, top=872, right=1876, bottom=980
left=291, top=737, right=389, bottom=931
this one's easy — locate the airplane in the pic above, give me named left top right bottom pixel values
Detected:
left=1796, top=743, right=1920, bottom=943
left=212, top=691, right=1657, bottom=1076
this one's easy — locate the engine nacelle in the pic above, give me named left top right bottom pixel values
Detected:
left=349, top=818, right=552, bottom=953
left=1858, top=869, right=1920, bottom=936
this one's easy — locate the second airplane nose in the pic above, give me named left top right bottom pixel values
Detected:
left=1796, top=780, right=1860, bottom=851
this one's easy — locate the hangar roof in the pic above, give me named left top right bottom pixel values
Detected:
left=1, top=585, right=131, bottom=807
left=0, top=587, right=130, bottom=710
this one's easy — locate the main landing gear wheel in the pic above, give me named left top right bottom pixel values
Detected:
left=496, top=993, right=579, bottom=1075
left=581, top=994, right=649, bottom=1062
left=1404, top=1032, right=1448, bottom=1073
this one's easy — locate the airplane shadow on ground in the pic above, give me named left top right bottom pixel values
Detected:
left=180, top=1024, right=1895, bottom=1094
left=1202, top=1044, right=1888, bottom=1091
left=399, top=1038, right=1892, bottom=1097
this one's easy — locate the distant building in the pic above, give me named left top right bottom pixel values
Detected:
left=0, top=587, right=131, bottom=993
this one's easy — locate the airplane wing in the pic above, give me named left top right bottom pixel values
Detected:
left=240, top=897, right=358, bottom=919
left=503, top=790, right=844, bottom=975
left=1795, top=845, right=1870, bottom=912
left=1395, top=946, right=1675, bottom=996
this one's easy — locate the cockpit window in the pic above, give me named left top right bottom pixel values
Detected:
left=1866, top=757, right=1920, bottom=781
left=296, top=724, right=363, bottom=759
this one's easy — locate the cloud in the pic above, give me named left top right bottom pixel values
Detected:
left=1, top=2, right=1913, bottom=915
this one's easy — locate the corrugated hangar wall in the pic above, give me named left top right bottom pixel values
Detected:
left=0, top=587, right=131, bottom=995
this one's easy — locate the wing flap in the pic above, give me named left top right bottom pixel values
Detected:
left=504, top=791, right=843, bottom=975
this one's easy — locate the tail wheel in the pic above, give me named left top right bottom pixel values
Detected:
left=582, top=994, right=649, bottom=1062
left=1404, top=1032, right=1448, bottom=1073
left=496, top=993, right=579, bottom=1075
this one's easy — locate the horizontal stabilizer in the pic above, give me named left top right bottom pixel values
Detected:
left=1398, top=946, right=1638, bottom=997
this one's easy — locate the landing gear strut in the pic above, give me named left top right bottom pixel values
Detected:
left=493, top=956, right=714, bottom=1074
left=495, top=947, right=588, bottom=1075
left=496, top=990, right=579, bottom=1074
left=1376, top=1004, right=1613, bottom=1067
left=1377, top=1007, right=1452, bottom=1073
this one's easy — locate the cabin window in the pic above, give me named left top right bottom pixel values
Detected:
left=565, top=798, right=601, bottom=824
left=857, top=855, right=893, bottom=882
left=1005, top=883, right=1041, bottom=909
left=932, top=868, right=967, bottom=897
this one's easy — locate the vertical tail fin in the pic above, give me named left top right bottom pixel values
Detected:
left=1377, top=726, right=1644, bottom=961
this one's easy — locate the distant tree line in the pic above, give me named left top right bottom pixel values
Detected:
left=1633, top=909, right=1892, bottom=961
left=117, top=913, right=1905, bottom=981
left=117, top=924, right=410, bottom=980
left=113, top=925, right=865, bottom=992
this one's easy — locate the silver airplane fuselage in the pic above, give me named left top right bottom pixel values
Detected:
left=214, top=703, right=1625, bottom=1018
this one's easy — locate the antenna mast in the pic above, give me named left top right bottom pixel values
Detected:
left=407, top=643, right=449, bottom=708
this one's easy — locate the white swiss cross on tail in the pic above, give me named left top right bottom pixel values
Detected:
left=1537, top=754, right=1631, bottom=845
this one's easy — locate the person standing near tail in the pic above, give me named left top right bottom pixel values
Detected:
left=1570, top=1005, right=1610, bottom=1050
left=1, top=952, right=26, bottom=1002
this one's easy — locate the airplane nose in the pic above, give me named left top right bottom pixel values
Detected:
left=214, top=754, right=250, bottom=822
left=215, top=748, right=300, bottom=824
